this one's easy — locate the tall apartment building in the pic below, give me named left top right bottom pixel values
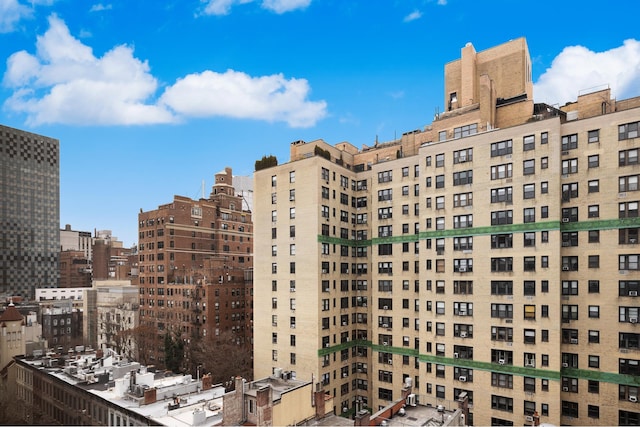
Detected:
left=138, top=167, right=254, bottom=369
left=0, top=125, right=60, bottom=299
left=254, top=38, right=640, bottom=426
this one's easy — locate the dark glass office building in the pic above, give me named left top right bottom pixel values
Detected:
left=0, top=124, right=60, bottom=299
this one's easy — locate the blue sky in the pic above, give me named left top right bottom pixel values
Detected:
left=1, top=0, right=639, bottom=246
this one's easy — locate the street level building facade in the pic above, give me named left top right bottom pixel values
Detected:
left=0, top=124, right=60, bottom=299
left=254, top=38, right=640, bottom=426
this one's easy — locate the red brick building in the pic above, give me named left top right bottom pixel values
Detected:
left=137, top=167, right=253, bottom=369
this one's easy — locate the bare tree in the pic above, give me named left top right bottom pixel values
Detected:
left=123, top=323, right=161, bottom=366
left=190, top=330, right=253, bottom=387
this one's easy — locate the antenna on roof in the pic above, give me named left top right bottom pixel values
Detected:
left=202, top=180, right=205, bottom=199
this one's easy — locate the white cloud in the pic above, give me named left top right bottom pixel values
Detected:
left=199, top=0, right=308, bottom=15
left=3, top=14, right=327, bottom=128
left=201, top=0, right=236, bottom=15
left=261, top=0, right=310, bottom=14
left=437, top=0, right=447, bottom=5
left=2, top=15, right=173, bottom=125
left=0, top=0, right=31, bottom=33
left=90, top=3, right=113, bottom=12
left=534, top=39, right=640, bottom=106
left=160, top=70, right=327, bottom=128
left=403, top=10, right=422, bottom=22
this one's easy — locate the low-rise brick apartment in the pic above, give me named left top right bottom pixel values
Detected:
left=254, top=37, right=640, bottom=426
left=137, top=167, right=253, bottom=370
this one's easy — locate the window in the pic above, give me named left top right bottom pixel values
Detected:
left=435, top=153, right=445, bottom=167
left=541, top=156, right=548, bottom=169
left=588, top=180, right=599, bottom=193
left=453, top=192, right=473, bottom=207
left=523, top=159, right=535, bottom=175
left=589, top=355, right=600, bottom=368
left=524, top=232, right=536, bottom=247
left=524, top=305, right=536, bottom=320
left=491, top=210, right=513, bottom=225
left=619, top=120, right=640, bottom=140
left=523, top=256, right=536, bottom=271
left=562, top=281, right=579, bottom=295
left=491, top=163, right=513, bottom=180
left=378, top=189, right=393, bottom=201
left=562, top=305, right=579, bottom=321
left=561, top=401, right=578, bottom=418
left=620, top=148, right=639, bottom=166
left=454, top=259, right=473, bottom=273
left=378, top=170, right=392, bottom=183
left=454, top=123, right=477, bottom=139
left=492, top=234, right=513, bottom=249
left=491, top=303, right=513, bottom=318
left=620, top=254, right=640, bottom=270
left=588, top=154, right=599, bottom=168
left=491, top=257, right=513, bottom=272
left=562, top=207, right=578, bottom=222
left=622, top=175, right=640, bottom=193
left=436, top=175, right=445, bottom=188
left=491, top=326, right=513, bottom=342
left=492, top=280, right=513, bottom=295
left=523, top=135, right=535, bottom=151
left=588, top=255, right=600, bottom=269
left=454, top=148, right=473, bottom=164
left=491, top=395, right=513, bottom=412
left=491, top=140, right=513, bottom=157
left=562, top=182, right=579, bottom=200
left=523, top=208, right=535, bottom=223
left=453, top=170, right=473, bottom=185
left=523, top=183, right=535, bottom=199
left=453, top=214, right=473, bottom=229
left=562, top=158, right=578, bottom=175
left=561, top=134, right=578, bottom=150
left=620, top=201, right=640, bottom=218
left=491, top=187, right=513, bottom=203
left=402, top=166, right=409, bottom=177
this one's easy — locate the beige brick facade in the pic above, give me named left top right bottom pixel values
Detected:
left=254, top=38, right=640, bottom=426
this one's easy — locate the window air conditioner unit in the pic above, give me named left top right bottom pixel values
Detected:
left=570, top=338, right=578, bottom=344
left=459, top=267, right=466, bottom=272
left=458, top=376, right=466, bottom=382
left=562, top=266, right=570, bottom=271
left=498, top=359, right=505, bottom=365
left=630, top=317, right=638, bottom=323
left=383, top=341, right=388, bottom=346
left=322, top=269, right=328, bottom=274
left=388, top=359, right=393, bottom=365
left=383, top=305, right=389, bottom=310
left=562, top=218, right=570, bottom=223
left=343, top=373, right=348, bottom=378
left=460, top=332, right=467, bottom=338
left=290, top=288, right=296, bottom=292
left=382, top=324, right=389, bottom=328
left=526, top=361, right=535, bottom=368
left=630, top=291, right=638, bottom=296
left=562, top=242, right=570, bottom=247
left=630, top=239, right=637, bottom=243
left=525, top=415, right=534, bottom=422
left=562, top=363, right=569, bottom=368
left=454, top=352, right=459, bottom=358
left=629, top=395, right=638, bottom=403
left=325, top=343, right=330, bottom=348
left=562, top=386, right=569, bottom=392
left=342, top=322, right=347, bottom=326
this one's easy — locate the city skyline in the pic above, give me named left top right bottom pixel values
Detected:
left=0, top=0, right=639, bottom=245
